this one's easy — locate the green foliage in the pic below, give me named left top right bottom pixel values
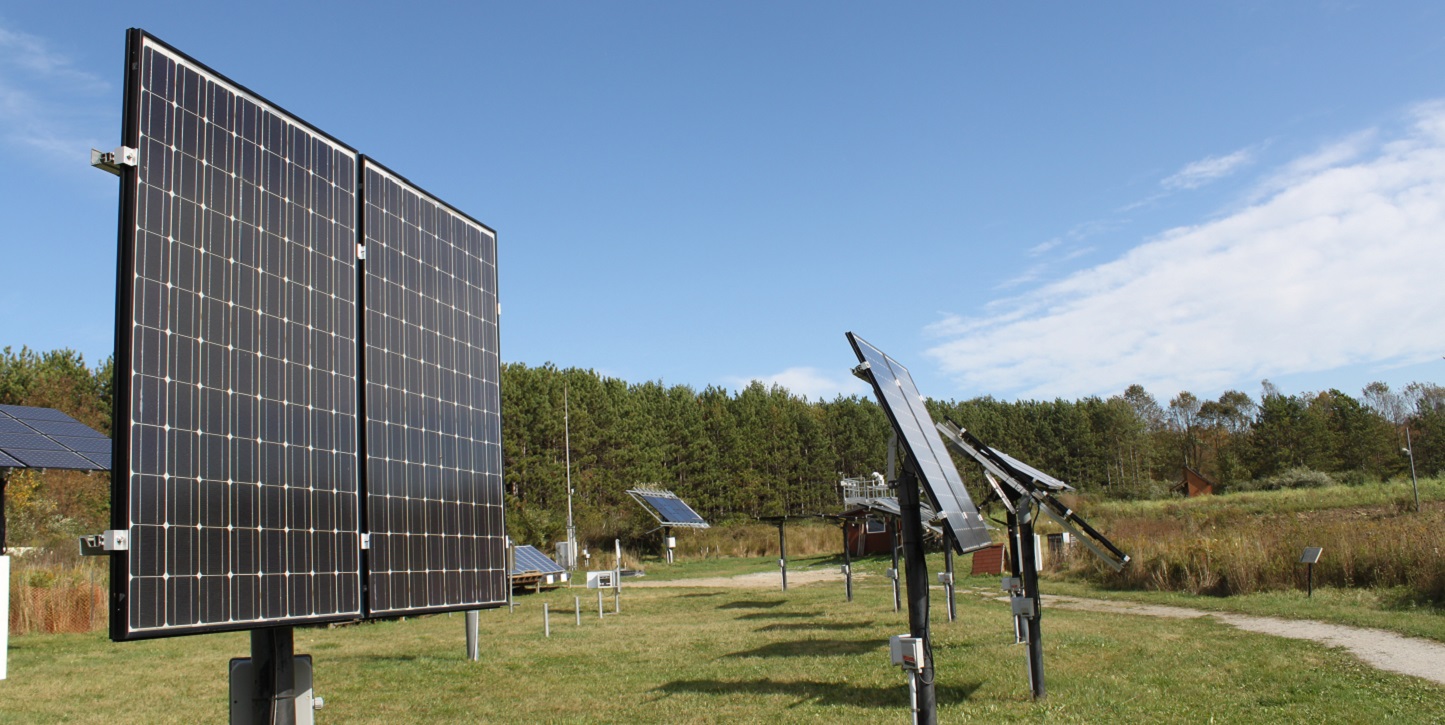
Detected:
left=1233, top=466, right=1337, bottom=492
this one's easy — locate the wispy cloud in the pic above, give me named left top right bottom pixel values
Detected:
left=1161, top=147, right=1256, bottom=190
left=725, top=366, right=869, bottom=401
left=925, top=101, right=1445, bottom=400
left=0, top=22, right=111, bottom=164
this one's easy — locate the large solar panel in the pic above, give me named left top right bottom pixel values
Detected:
left=846, top=333, right=991, bottom=554
left=0, top=405, right=110, bottom=471
left=626, top=488, right=709, bottom=528
left=361, top=159, right=506, bottom=615
left=112, top=32, right=363, bottom=638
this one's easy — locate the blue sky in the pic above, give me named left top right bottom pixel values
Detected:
left=2, top=2, right=1444, bottom=406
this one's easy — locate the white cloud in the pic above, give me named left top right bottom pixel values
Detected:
left=726, top=366, right=869, bottom=401
left=0, top=23, right=111, bottom=164
left=926, top=102, right=1445, bottom=400
left=1161, top=147, right=1255, bottom=190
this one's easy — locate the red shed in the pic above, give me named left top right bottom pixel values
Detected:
left=1174, top=467, right=1216, bottom=497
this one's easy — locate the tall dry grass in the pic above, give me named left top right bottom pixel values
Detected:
left=675, top=522, right=842, bottom=559
left=1069, top=489, right=1445, bottom=603
left=7, top=550, right=107, bottom=634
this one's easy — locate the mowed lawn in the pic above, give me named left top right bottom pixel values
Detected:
left=4, top=562, right=1444, bottom=723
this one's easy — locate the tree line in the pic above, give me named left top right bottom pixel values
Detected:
left=3, top=346, right=1442, bottom=548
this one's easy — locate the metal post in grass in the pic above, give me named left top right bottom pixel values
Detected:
left=891, top=523, right=902, bottom=613
left=544, top=603, right=550, bottom=638
left=895, top=468, right=937, bottom=725
left=942, top=545, right=956, bottom=622
left=777, top=519, right=788, bottom=592
left=598, top=590, right=604, bottom=619
left=466, top=611, right=479, bottom=661
left=842, top=520, right=854, bottom=603
left=575, top=597, right=581, bottom=626
left=1404, top=428, right=1421, bottom=513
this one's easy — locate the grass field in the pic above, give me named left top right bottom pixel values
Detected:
left=4, top=554, right=1444, bottom=723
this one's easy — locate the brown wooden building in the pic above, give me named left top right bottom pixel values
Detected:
left=1174, top=467, right=1216, bottom=497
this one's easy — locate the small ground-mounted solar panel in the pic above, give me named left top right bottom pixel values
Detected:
left=846, top=333, right=991, bottom=554
left=626, top=488, right=709, bottom=529
left=510, top=545, right=565, bottom=577
left=111, top=30, right=363, bottom=639
left=360, top=158, right=506, bottom=616
left=0, top=405, right=110, bottom=471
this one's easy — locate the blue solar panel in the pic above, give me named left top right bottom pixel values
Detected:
left=628, top=490, right=709, bottom=528
left=0, top=406, right=111, bottom=472
left=847, top=333, right=992, bottom=554
left=511, top=545, right=564, bottom=576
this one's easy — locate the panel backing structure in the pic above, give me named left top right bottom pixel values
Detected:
left=626, top=488, right=709, bottom=529
left=109, top=30, right=506, bottom=640
left=846, top=333, right=991, bottom=554
left=361, top=159, right=506, bottom=615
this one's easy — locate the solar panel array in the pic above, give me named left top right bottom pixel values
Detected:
left=846, top=333, right=992, bottom=554
left=0, top=405, right=110, bottom=471
left=627, top=489, right=709, bottom=528
left=362, top=159, right=505, bottom=615
left=510, top=545, right=564, bottom=577
left=110, top=30, right=505, bottom=640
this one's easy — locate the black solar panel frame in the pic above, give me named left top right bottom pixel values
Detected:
left=358, top=157, right=507, bottom=618
left=110, top=29, right=365, bottom=640
left=846, top=333, right=992, bottom=554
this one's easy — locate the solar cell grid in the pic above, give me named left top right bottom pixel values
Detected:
left=847, top=333, right=992, bottom=554
left=114, top=33, right=362, bottom=638
left=511, top=545, right=564, bottom=576
left=361, top=159, right=505, bottom=616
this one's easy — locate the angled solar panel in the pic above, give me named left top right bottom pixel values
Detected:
left=626, top=488, right=709, bottom=529
left=510, top=545, right=564, bottom=577
left=360, top=158, right=506, bottom=616
left=112, top=31, right=363, bottom=639
left=846, top=333, right=991, bottom=554
left=0, top=405, right=110, bottom=471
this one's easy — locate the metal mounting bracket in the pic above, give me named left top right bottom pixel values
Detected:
left=79, top=530, right=129, bottom=556
left=90, top=146, right=137, bottom=176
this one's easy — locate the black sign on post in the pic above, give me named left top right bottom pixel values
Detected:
left=1299, top=547, right=1323, bottom=597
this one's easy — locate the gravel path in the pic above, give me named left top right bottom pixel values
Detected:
left=1035, top=593, right=1445, bottom=686
left=628, top=570, right=1445, bottom=685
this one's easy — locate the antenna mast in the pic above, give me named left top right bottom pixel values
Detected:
left=565, top=382, right=577, bottom=569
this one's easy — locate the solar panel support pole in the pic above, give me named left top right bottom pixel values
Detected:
left=466, top=611, right=480, bottom=661
left=895, top=468, right=937, bottom=725
left=248, top=627, right=298, bottom=725
left=841, top=520, right=853, bottom=602
left=1015, top=506, right=1046, bottom=701
left=0, top=470, right=8, bottom=555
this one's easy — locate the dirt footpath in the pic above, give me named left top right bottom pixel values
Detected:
left=1035, top=593, right=1445, bottom=686
left=628, top=570, right=1445, bottom=686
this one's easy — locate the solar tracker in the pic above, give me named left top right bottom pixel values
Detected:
left=626, top=488, right=709, bottom=528
left=0, top=405, right=110, bottom=471
left=846, top=333, right=991, bottom=554
left=360, top=158, right=506, bottom=616
left=510, top=545, right=565, bottom=577
left=112, top=31, right=363, bottom=639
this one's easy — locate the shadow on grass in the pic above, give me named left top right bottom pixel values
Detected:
left=735, top=612, right=818, bottom=620
left=724, top=638, right=883, bottom=658
left=652, top=677, right=981, bottom=707
left=755, top=621, right=874, bottom=632
left=676, top=592, right=724, bottom=598
left=718, top=600, right=786, bottom=609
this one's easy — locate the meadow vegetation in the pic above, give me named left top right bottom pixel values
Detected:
left=5, top=557, right=1445, bottom=723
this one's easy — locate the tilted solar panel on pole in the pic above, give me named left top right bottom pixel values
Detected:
left=626, top=489, right=709, bottom=528
left=112, top=32, right=363, bottom=638
left=846, top=333, right=992, bottom=554
left=0, top=405, right=111, bottom=471
left=360, top=159, right=506, bottom=616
